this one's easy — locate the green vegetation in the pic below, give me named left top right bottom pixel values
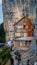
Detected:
left=0, top=23, right=11, bottom=65
left=5, top=59, right=10, bottom=65
left=0, top=23, right=6, bottom=43
left=0, top=47, right=10, bottom=65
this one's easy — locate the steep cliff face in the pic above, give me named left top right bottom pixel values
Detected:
left=2, top=0, right=30, bottom=41
left=3, top=0, right=30, bottom=23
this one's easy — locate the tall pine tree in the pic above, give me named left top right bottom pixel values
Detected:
left=0, top=23, right=6, bottom=43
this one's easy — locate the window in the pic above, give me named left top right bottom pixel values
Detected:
left=15, top=33, right=20, bottom=37
left=16, top=26, right=23, bottom=29
left=20, top=43, right=22, bottom=47
left=24, top=33, right=27, bottom=37
left=23, top=25, right=25, bottom=29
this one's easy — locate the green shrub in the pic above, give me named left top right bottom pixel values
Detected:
left=1, top=49, right=10, bottom=59
left=0, top=47, right=10, bottom=59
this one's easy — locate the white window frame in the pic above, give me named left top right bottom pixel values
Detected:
left=20, top=42, right=22, bottom=47
left=24, top=33, right=27, bottom=37
left=15, top=33, right=20, bottom=37
left=16, top=25, right=23, bottom=29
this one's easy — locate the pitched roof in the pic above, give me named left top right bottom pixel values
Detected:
left=13, top=16, right=28, bottom=26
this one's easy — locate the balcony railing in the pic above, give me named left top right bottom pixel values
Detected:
left=15, top=37, right=34, bottom=40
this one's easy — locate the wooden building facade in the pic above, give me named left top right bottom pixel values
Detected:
left=13, top=16, right=34, bottom=50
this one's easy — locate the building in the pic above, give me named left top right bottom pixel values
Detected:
left=2, top=0, right=30, bottom=42
left=13, top=16, right=34, bottom=49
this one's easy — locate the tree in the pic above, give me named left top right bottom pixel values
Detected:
left=0, top=23, right=6, bottom=43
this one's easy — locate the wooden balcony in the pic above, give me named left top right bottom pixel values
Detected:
left=15, top=37, right=34, bottom=41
